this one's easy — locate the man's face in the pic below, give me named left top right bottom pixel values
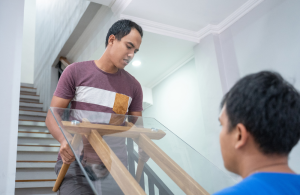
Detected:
left=219, top=106, right=238, bottom=173
left=108, top=28, right=142, bottom=69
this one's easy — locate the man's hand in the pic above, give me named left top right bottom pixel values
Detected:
left=59, top=140, right=75, bottom=164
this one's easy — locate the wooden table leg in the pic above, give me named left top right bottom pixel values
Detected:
left=87, top=130, right=146, bottom=195
left=52, top=134, right=82, bottom=192
left=52, top=163, right=70, bottom=192
left=135, top=159, right=145, bottom=183
left=134, top=133, right=210, bottom=195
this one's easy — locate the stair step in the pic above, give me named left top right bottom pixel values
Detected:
left=20, top=95, right=40, bottom=100
left=19, top=116, right=46, bottom=121
left=15, top=181, right=56, bottom=189
left=20, top=109, right=47, bottom=113
left=19, top=120, right=46, bottom=126
left=21, top=83, right=34, bottom=88
left=17, top=145, right=60, bottom=152
left=20, top=98, right=39, bottom=103
left=19, top=107, right=43, bottom=111
left=16, top=84, right=59, bottom=195
left=17, top=151, right=58, bottom=161
left=20, top=95, right=40, bottom=103
left=19, top=110, right=47, bottom=121
left=20, top=92, right=35, bottom=97
left=20, top=101, right=43, bottom=106
left=15, top=187, right=56, bottom=195
left=18, top=130, right=50, bottom=134
left=16, top=168, right=57, bottom=180
left=18, top=124, right=49, bottom=132
left=19, top=110, right=47, bottom=117
left=18, top=136, right=58, bottom=145
left=17, top=162, right=56, bottom=168
left=20, top=87, right=37, bottom=93
left=20, top=102, right=43, bottom=111
left=18, top=132, right=53, bottom=138
left=19, top=116, right=46, bottom=122
left=18, top=144, right=60, bottom=147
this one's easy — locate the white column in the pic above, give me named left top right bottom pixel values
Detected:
left=193, top=34, right=240, bottom=179
left=0, top=0, right=24, bottom=194
left=213, top=30, right=240, bottom=94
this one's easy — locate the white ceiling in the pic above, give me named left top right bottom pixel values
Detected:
left=123, top=0, right=248, bottom=31
left=86, top=0, right=261, bottom=88
left=124, top=32, right=195, bottom=87
left=89, top=31, right=196, bottom=87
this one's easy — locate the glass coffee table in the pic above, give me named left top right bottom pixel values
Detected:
left=50, top=107, right=236, bottom=195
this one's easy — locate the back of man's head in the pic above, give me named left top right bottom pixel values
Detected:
left=221, top=71, right=300, bottom=155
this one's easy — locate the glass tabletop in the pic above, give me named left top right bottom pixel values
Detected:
left=50, top=107, right=236, bottom=195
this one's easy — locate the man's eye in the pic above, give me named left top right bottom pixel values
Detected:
left=127, top=46, right=132, bottom=49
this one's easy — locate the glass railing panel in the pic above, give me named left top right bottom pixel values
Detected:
left=50, top=107, right=236, bottom=195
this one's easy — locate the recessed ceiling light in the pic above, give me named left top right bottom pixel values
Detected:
left=132, top=60, right=141, bottom=67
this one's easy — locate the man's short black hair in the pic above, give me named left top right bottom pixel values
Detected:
left=105, top=19, right=143, bottom=47
left=221, top=71, right=300, bottom=155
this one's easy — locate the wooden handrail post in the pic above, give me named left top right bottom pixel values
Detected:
left=135, top=159, right=146, bottom=183
left=52, top=134, right=82, bottom=192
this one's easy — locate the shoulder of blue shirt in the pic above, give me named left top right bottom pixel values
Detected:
left=212, top=172, right=300, bottom=195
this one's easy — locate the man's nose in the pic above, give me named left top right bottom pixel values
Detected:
left=128, top=53, right=134, bottom=57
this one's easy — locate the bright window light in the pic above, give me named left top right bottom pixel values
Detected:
left=132, top=60, right=141, bottom=67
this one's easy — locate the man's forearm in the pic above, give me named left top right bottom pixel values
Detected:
left=45, top=110, right=72, bottom=144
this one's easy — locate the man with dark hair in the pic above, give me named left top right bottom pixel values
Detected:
left=214, top=71, right=300, bottom=195
left=46, top=19, right=145, bottom=194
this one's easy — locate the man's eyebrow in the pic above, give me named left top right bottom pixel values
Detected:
left=127, top=42, right=139, bottom=52
left=127, top=42, right=135, bottom=47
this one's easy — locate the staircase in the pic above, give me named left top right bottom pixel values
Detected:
left=15, top=83, right=59, bottom=195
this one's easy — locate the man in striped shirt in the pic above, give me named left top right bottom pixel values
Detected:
left=46, top=19, right=145, bottom=194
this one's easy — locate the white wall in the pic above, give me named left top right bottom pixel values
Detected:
left=143, top=59, right=238, bottom=193
left=143, top=59, right=206, bottom=152
left=143, top=2, right=300, bottom=191
left=143, top=35, right=236, bottom=174
left=226, top=0, right=300, bottom=173
left=0, top=0, right=24, bottom=194
left=21, top=0, right=35, bottom=84
left=67, top=5, right=116, bottom=63
left=34, top=0, right=90, bottom=110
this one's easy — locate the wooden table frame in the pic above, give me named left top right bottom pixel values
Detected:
left=53, top=121, right=210, bottom=195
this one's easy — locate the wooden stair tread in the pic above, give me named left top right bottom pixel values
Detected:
left=18, top=145, right=60, bottom=147
left=16, top=179, right=56, bottom=182
left=19, top=109, right=47, bottom=113
left=19, top=101, right=43, bottom=104
left=17, top=161, right=57, bottom=163
left=20, top=86, right=36, bottom=89
left=18, top=131, right=51, bottom=134
left=20, top=94, right=39, bottom=97
left=19, top=119, right=45, bottom=122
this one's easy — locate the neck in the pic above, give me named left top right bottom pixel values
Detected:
left=94, top=51, right=118, bottom=74
left=238, top=154, right=294, bottom=178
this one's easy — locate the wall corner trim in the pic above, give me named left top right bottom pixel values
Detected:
left=121, top=0, right=264, bottom=43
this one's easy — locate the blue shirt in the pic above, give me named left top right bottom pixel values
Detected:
left=214, top=172, right=300, bottom=195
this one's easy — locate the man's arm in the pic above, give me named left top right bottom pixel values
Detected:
left=45, top=96, right=75, bottom=164
left=128, top=111, right=142, bottom=117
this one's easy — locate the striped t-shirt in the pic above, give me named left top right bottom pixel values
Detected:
left=54, top=60, right=143, bottom=166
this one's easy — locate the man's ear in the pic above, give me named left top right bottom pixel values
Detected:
left=108, top=34, right=115, bottom=46
left=235, top=123, right=249, bottom=149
